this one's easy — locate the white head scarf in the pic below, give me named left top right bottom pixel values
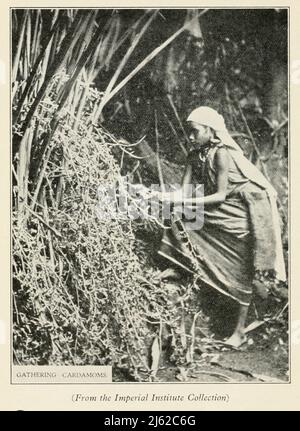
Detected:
left=187, top=106, right=249, bottom=152
left=187, top=106, right=286, bottom=281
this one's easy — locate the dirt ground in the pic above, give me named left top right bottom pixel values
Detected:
left=112, top=273, right=288, bottom=383
left=114, top=282, right=289, bottom=383
left=156, top=287, right=289, bottom=383
left=157, top=343, right=289, bottom=383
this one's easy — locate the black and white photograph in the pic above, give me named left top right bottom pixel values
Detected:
left=11, top=7, right=289, bottom=384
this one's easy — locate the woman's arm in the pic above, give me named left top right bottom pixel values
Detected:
left=159, top=148, right=229, bottom=206
left=181, top=162, right=192, bottom=187
left=186, top=147, right=229, bottom=205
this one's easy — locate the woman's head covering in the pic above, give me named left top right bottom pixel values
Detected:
left=187, top=106, right=226, bottom=132
left=187, top=106, right=286, bottom=281
left=187, top=106, right=242, bottom=152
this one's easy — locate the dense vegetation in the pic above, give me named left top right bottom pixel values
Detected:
left=12, top=9, right=288, bottom=380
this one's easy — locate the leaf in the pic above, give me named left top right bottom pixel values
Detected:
left=244, top=320, right=265, bottom=334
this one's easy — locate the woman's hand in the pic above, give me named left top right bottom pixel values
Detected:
left=154, top=190, right=184, bottom=204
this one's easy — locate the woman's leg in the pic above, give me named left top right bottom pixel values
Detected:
left=224, top=304, right=249, bottom=347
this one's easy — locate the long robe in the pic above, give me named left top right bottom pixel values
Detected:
left=158, top=142, right=282, bottom=306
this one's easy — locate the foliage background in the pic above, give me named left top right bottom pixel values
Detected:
left=12, top=8, right=288, bottom=380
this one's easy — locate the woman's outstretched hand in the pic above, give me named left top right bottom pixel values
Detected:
left=152, top=190, right=184, bottom=204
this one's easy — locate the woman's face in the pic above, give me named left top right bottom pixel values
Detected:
left=187, top=121, right=213, bottom=149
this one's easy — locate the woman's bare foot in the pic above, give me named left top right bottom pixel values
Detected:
left=224, top=332, right=247, bottom=348
left=223, top=304, right=249, bottom=348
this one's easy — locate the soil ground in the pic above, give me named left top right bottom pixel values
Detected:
left=156, top=284, right=289, bottom=383
left=114, top=280, right=289, bottom=383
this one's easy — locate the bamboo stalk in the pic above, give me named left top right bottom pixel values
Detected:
left=12, top=10, right=28, bottom=83
left=73, top=82, right=89, bottom=131
left=54, top=14, right=103, bottom=116
left=41, top=193, right=56, bottom=268
left=12, top=9, right=18, bottom=35
left=31, top=10, right=41, bottom=65
left=29, top=144, right=54, bottom=211
left=155, top=110, right=165, bottom=192
left=17, top=121, right=34, bottom=216
left=114, top=11, right=150, bottom=52
left=167, top=94, right=190, bottom=145
left=89, top=10, right=149, bottom=83
left=97, top=9, right=209, bottom=114
left=30, top=16, right=103, bottom=190
left=14, top=10, right=87, bottom=155
left=93, top=10, right=159, bottom=122
left=163, top=112, right=188, bottom=156
left=26, top=11, right=32, bottom=73
left=47, top=17, right=61, bottom=73
left=64, top=10, right=96, bottom=77
left=55, top=160, right=65, bottom=206
left=23, top=47, right=29, bottom=84
left=38, top=37, right=53, bottom=91
left=69, top=79, right=82, bottom=126
left=86, top=38, right=103, bottom=82
left=13, top=11, right=61, bottom=124
left=103, top=13, right=121, bottom=70
left=95, top=15, right=117, bottom=69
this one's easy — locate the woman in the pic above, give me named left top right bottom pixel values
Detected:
left=157, top=106, right=286, bottom=348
